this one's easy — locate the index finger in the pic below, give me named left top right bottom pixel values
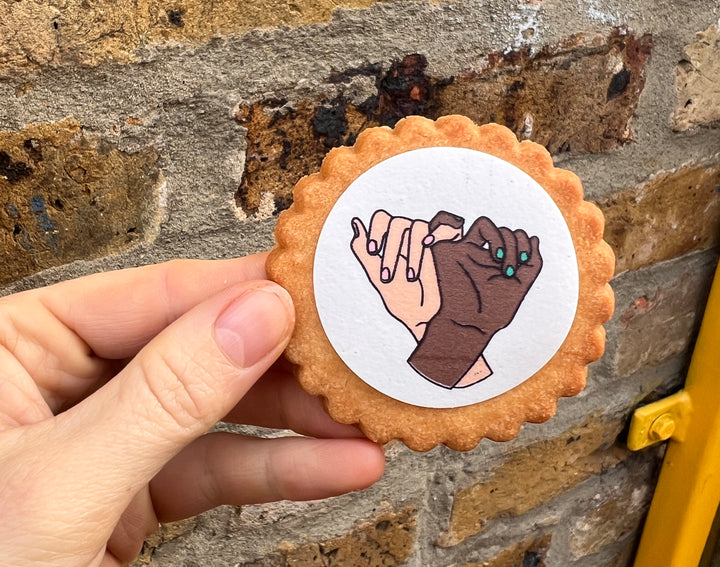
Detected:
left=37, top=254, right=270, bottom=359
left=465, top=216, right=505, bottom=262
left=1, top=254, right=272, bottom=411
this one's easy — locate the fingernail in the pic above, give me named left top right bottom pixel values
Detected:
left=407, top=267, right=416, bottom=280
left=351, top=219, right=360, bottom=238
left=505, top=266, right=515, bottom=277
left=496, top=248, right=505, bottom=260
left=215, top=286, right=292, bottom=368
left=368, top=240, right=378, bottom=254
left=381, top=267, right=391, bottom=282
left=519, top=251, right=529, bottom=263
left=422, top=235, right=435, bottom=246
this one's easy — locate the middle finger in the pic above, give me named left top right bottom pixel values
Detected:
left=224, top=361, right=366, bottom=439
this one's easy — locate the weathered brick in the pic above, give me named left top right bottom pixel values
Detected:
left=570, top=482, right=652, bottom=559
left=274, top=507, right=416, bottom=567
left=235, top=29, right=651, bottom=216
left=439, top=418, right=629, bottom=547
left=0, top=119, right=161, bottom=285
left=673, top=23, right=720, bottom=131
left=598, top=163, right=720, bottom=274
left=0, top=0, right=382, bottom=73
left=614, top=255, right=716, bottom=378
left=461, top=535, right=551, bottom=567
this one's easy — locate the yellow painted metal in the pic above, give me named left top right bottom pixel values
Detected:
left=627, top=390, right=693, bottom=450
left=633, top=260, right=720, bottom=567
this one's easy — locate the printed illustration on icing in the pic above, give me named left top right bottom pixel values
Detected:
left=313, top=146, right=578, bottom=409
left=350, top=210, right=543, bottom=389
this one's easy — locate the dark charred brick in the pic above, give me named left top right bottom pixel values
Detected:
left=274, top=192, right=293, bottom=213
left=375, top=54, right=437, bottom=126
left=312, top=99, right=350, bottom=148
left=236, top=100, right=322, bottom=215
left=437, top=28, right=652, bottom=153
left=0, top=119, right=161, bottom=285
left=0, top=151, right=33, bottom=184
left=328, top=62, right=383, bottom=84
left=607, top=68, right=631, bottom=100
left=234, top=29, right=652, bottom=216
left=22, top=138, right=43, bottom=162
left=167, top=9, right=185, bottom=27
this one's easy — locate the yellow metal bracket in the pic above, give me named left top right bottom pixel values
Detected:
left=631, top=259, right=720, bottom=567
left=627, top=390, right=693, bottom=450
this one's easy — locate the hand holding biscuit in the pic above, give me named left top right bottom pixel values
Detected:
left=0, top=255, right=384, bottom=566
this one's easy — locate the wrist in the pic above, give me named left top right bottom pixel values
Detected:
left=455, top=355, right=493, bottom=388
left=407, top=322, right=427, bottom=341
left=407, top=317, right=489, bottom=388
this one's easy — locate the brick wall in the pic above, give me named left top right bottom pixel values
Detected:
left=2, top=1, right=719, bottom=565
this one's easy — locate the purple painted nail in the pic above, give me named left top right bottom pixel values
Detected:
left=422, top=235, right=435, bottom=246
left=381, top=267, right=391, bottom=282
left=368, top=239, right=378, bottom=254
left=407, top=267, right=416, bottom=280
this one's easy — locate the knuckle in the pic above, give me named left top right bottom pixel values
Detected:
left=389, top=217, right=411, bottom=231
left=138, top=351, right=216, bottom=431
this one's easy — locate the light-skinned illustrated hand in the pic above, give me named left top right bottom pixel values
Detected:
left=350, top=209, right=463, bottom=341
left=0, top=253, right=385, bottom=567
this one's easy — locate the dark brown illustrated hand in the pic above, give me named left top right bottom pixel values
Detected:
left=408, top=216, right=543, bottom=388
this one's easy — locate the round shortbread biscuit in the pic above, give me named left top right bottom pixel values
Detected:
left=267, top=115, right=614, bottom=451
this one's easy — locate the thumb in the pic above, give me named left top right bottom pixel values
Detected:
left=49, top=281, right=293, bottom=522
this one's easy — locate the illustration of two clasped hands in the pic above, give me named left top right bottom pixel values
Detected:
left=350, top=210, right=543, bottom=389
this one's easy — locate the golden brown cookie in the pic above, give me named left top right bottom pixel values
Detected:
left=267, top=115, right=614, bottom=451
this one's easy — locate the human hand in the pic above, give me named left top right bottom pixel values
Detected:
left=0, top=254, right=385, bottom=567
left=408, top=216, right=543, bottom=387
left=350, top=209, right=463, bottom=340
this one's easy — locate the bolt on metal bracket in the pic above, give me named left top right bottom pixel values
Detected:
left=627, top=390, right=693, bottom=451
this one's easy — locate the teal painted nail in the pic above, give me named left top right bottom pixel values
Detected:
left=496, top=248, right=504, bottom=260
left=519, top=251, right=529, bottom=262
left=505, top=266, right=515, bottom=277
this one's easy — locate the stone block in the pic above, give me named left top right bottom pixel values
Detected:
left=439, top=417, right=629, bottom=547
left=673, top=23, right=720, bottom=131
left=599, top=163, right=720, bottom=274
left=235, top=29, right=652, bottom=216
left=0, top=119, right=161, bottom=285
